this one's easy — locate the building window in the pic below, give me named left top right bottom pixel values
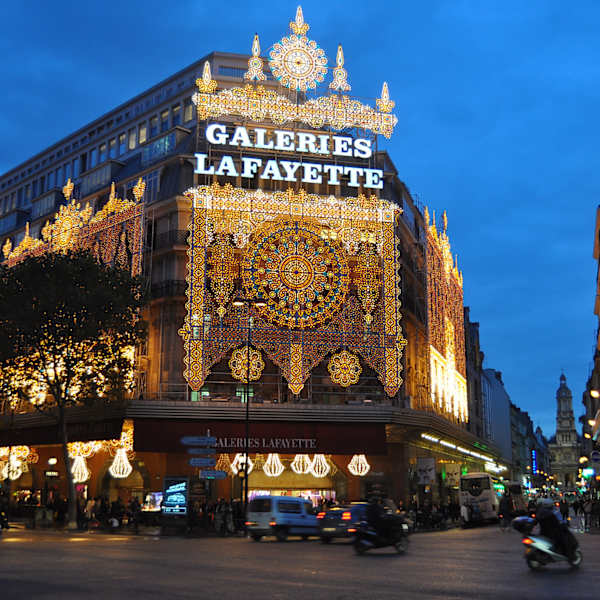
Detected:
left=32, top=180, right=38, bottom=197
left=73, top=157, right=80, bottom=179
left=160, top=110, right=169, bottom=133
left=90, top=148, right=98, bottom=169
left=128, top=128, right=136, bottom=151
left=25, top=184, right=31, bottom=201
left=184, top=98, right=193, bottom=123
left=109, top=138, right=117, bottom=159
left=56, top=166, right=63, bottom=185
left=172, top=104, right=181, bottom=127
left=48, top=171, right=55, bottom=189
left=64, top=162, right=71, bottom=181
left=17, top=188, right=23, bottom=208
left=149, top=116, right=158, bottom=138
left=138, top=122, right=147, bottom=145
left=119, top=133, right=126, bottom=155
left=99, top=142, right=107, bottom=163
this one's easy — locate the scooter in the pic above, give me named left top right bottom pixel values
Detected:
left=512, top=516, right=582, bottom=570
left=353, top=516, right=409, bottom=555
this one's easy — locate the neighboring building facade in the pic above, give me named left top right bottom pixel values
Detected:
left=464, top=307, right=489, bottom=439
left=0, top=10, right=507, bottom=509
left=510, top=403, right=551, bottom=490
left=482, top=369, right=513, bottom=467
left=548, top=374, right=581, bottom=490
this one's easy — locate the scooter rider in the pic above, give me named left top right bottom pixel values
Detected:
left=533, top=498, right=576, bottom=561
left=366, top=495, right=386, bottom=535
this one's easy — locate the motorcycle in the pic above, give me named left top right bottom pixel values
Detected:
left=353, top=515, right=409, bottom=555
left=512, top=516, right=582, bottom=570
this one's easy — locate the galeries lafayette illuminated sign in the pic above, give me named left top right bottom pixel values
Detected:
left=194, top=123, right=384, bottom=189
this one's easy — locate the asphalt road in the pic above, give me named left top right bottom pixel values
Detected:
left=0, top=526, right=598, bottom=599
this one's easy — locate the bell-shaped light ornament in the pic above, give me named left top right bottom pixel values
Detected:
left=71, top=455, right=91, bottom=483
left=263, top=453, right=285, bottom=477
left=108, top=448, right=133, bottom=479
left=291, top=454, right=312, bottom=475
left=347, top=454, right=371, bottom=477
left=310, top=454, right=331, bottom=478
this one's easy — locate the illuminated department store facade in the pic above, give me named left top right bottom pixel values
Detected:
left=0, top=9, right=506, bottom=507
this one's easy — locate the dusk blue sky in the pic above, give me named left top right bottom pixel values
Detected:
left=1, top=1, right=598, bottom=435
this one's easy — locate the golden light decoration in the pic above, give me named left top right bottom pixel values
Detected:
left=244, top=34, right=266, bottom=82
left=290, top=454, right=312, bottom=475
left=241, top=218, right=350, bottom=329
left=263, top=453, right=285, bottom=477
left=354, top=243, right=381, bottom=325
left=8, top=222, right=43, bottom=260
left=216, top=453, right=232, bottom=474
left=2, top=238, right=12, bottom=259
left=196, top=61, right=218, bottom=94
left=347, top=454, right=371, bottom=477
left=71, top=456, right=91, bottom=483
left=229, top=346, right=265, bottom=383
left=68, top=441, right=103, bottom=459
left=310, top=454, right=330, bottom=478
left=269, top=7, right=328, bottom=92
left=107, top=419, right=135, bottom=479
left=132, top=178, right=146, bottom=203
left=328, top=350, right=362, bottom=388
left=329, top=45, right=351, bottom=92
left=180, top=183, right=405, bottom=397
left=193, top=82, right=397, bottom=138
left=230, top=453, right=254, bottom=475
left=90, top=182, right=137, bottom=224
left=207, top=233, right=236, bottom=318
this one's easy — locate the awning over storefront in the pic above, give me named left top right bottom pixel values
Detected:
left=133, top=419, right=388, bottom=455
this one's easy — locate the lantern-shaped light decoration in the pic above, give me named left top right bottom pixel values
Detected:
left=263, top=453, right=284, bottom=477
left=230, top=453, right=254, bottom=476
left=348, top=454, right=371, bottom=477
left=310, top=454, right=331, bottom=478
left=71, top=456, right=91, bottom=483
left=291, top=454, right=312, bottom=475
left=1, top=455, right=23, bottom=481
left=216, top=454, right=231, bottom=474
left=109, top=448, right=133, bottom=479
left=108, top=420, right=134, bottom=479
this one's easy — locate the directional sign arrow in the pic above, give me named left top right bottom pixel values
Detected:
left=180, top=436, right=216, bottom=446
left=199, top=470, right=227, bottom=480
left=189, top=457, right=217, bottom=468
left=187, top=447, right=216, bottom=455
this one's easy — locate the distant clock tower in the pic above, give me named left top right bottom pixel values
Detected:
left=548, top=374, right=580, bottom=489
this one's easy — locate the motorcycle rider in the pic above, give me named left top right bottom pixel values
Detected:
left=533, top=497, right=576, bottom=561
left=366, top=494, right=386, bottom=536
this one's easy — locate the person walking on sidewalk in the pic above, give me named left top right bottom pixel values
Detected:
left=583, top=496, right=593, bottom=532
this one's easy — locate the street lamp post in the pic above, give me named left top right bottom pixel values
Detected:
left=232, top=298, right=265, bottom=515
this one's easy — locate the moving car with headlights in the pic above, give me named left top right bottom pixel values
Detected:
left=245, top=496, right=319, bottom=542
left=317, top=503, right=368, bottom=543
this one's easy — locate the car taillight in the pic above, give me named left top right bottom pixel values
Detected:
left=342, top=512, right=351, bottom=521
left=317, top=512, right=326, bottom=519
left=269, top=520, right=277, bottom=527
left=522, top=538, right=533, bottom=545
left=348, top=528, right=356, bottom=533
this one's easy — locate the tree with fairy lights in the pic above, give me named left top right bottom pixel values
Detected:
left=0, top=250, right=146, bottom=528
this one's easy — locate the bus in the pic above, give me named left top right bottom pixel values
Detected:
left=459, top=472, right=500, bottom=526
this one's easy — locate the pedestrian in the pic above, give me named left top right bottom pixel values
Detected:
left=583, top=497, right=593, bottom=532
left=559, top=498, right=569, bottom=522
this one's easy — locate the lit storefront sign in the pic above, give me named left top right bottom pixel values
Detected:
left=420, top=433, right=506, bottom=473
left=531, top=449, right=537, bottom=473
left=194, top=124, right=384, bottom=189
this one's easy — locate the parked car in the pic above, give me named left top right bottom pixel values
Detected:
left=245, top=496, right=319, bottom=542
left=317, top=503, right=368, bottom=543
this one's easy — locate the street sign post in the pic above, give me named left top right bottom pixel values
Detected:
left=188, top=457, right=217, bottom=468
left=199, top=470, right=227, bottom=480
left=187, top=447, right=216, bottom=455
left=180, top=436, right=217, bottom=446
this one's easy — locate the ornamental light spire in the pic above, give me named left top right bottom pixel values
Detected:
left=244, top=33, right=266, bottom=81
left=290, top=5, right=309, bottom=35
left=376, top=81, right=395, bottom=113
left=329, top=44, right=351, bottom=92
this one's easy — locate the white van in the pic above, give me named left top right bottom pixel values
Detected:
left=245, top=495, right=319, bottom=542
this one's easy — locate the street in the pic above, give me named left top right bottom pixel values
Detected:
left=0, top=526, right=598, bottom=599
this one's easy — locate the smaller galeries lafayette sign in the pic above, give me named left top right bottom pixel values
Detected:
left=216, top=436, right=317, bottom=451
left=133, top=420, right=387, bottom=455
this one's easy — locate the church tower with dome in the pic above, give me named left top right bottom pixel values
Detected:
left=548, top=374, right=581, bottom=490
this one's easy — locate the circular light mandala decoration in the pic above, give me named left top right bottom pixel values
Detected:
left=242, top=219, right=349, bottom=329
left=270, top=36, right=327, bottom=91
left=229, top=346, right=265, bottom=383
left=328, top=350, right=362, bottom=387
